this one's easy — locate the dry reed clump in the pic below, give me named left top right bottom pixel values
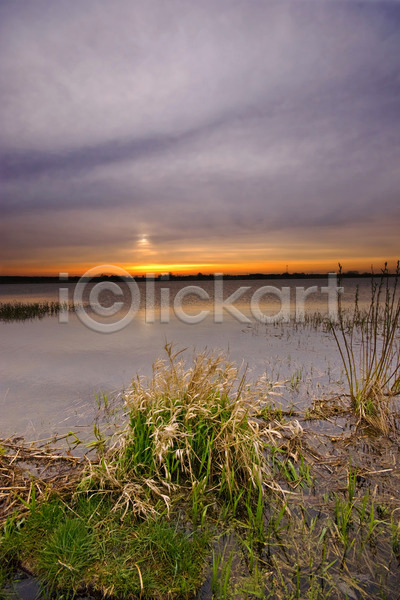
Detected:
left=0, top=438, right=84, bottom=528
left=82, top=345, right=289, bottom=517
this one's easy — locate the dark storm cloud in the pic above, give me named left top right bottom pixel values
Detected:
left=1, top=0, right=400, bottom=269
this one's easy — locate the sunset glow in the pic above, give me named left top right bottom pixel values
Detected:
left=1, top=1, right=399, bottom=277
left=2, top=256, right=400, bottom=278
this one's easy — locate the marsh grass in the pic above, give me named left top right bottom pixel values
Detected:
left=203, top=483, right=399, bottom=600
left=1, top=495, right=209, bottom=599
left=0, top=301, right=74, bottom=321
left=215, top=475, right=399, bottom=600
left=0, top=347, right=291, bottom=598
left=329, top=262, right=400, bottom=432
left=2, top=437, right=400, bottom=600
left=82, top=344, right=288, bottom=518
left=2, top=347, right=400, bottom=599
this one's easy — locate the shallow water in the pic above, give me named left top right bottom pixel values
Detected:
left=0, top=278, right=382, bottom=439
left=2, top=277, right=400, bottom=600
left=0, top=276, right=380, bottom=309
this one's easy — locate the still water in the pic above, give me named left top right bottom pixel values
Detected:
left=0, top=278, right=377, bottom=439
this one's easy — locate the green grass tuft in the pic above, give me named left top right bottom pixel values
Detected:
left=82, top=344, right=283, bottom=517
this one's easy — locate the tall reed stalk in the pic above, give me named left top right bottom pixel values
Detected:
left=329, top=262, right=400, bottom=431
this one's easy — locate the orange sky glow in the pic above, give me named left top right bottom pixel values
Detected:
left=2, top=256, right=399, bottom=278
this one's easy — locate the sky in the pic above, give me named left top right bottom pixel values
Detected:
left=1, top=0, right=399, bottom=276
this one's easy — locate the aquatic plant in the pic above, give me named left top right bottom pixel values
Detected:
left=82, top=344, right=286, bottom=517
left=2, top=347, right=400, bottom=599
left=0, top=301, right=73, bottom=321
left=329, top=262, right=400, bottom=432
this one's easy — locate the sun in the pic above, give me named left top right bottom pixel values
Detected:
left=138, top=235, right=149, bottom=246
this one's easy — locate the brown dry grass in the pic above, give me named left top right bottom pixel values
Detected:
left=0, top=437, right=85, bottom=528
left=80, top=345, right=296, bottom=517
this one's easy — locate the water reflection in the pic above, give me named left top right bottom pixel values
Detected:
left=0, top=279, right=375, bottom=439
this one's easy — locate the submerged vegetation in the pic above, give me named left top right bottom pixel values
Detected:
left=1, top=345, right=400, bottom=599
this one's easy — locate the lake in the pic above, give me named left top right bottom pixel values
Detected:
left=0, top=277, right=380, bottom=439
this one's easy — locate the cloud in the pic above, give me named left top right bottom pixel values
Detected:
left=1, top=0, right=398, bottom=154
left=1, top=0, right=400, bottom=272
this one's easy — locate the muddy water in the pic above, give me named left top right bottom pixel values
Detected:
left=0, top=278, right=378, bottom=439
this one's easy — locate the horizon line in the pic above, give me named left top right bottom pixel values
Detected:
left=1, top=269, right=390, bottom=281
